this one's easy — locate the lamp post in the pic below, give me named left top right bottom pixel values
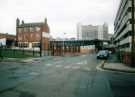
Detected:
left=22, top=30, right=24, bottom=55
left=63, top=33, right=66, bottom=56
left=131, top=0, right=135, bottom=66
left=40, top=32, right=43, bottom=57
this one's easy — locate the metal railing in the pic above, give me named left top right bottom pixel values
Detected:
left=0, top=47, right=40, bottom=59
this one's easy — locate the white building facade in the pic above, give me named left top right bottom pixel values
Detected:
left=0, top=38, right=6, bottom=46
left=114, top=0, right=134, bottom=52
left=77, top=23, right=109, bottom=40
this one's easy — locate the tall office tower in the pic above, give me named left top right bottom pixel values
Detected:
left=77, top=23, right=82, bottom=40
left=77, top=23, right=109, bottom=40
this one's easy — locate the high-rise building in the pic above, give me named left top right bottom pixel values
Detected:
left=114, top=0, right=132, bottom=52
left=77, top=23, right=109, bottom=40
left=81, top=25, right=98, bottom=40
left=114, top=0, right=135, bottom=65
left=77, top=23, right=82, bottom=40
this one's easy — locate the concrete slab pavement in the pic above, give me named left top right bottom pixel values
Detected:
left=0, top=56, right=54, bottom=63
left=97, top=61, right=135, bottom=73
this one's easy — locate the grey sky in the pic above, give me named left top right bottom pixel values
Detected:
left=0, top=0, right=120, bottom=38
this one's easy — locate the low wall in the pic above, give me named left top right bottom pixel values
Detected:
left=118, top=51, right=135, bottom=66
left=80, top=48, right=95, bottom=54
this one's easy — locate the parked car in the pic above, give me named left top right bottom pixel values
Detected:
left=97, top=50, right=109, bottom=59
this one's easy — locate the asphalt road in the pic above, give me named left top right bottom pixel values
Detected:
left=0, top=54, right=135, bottom=97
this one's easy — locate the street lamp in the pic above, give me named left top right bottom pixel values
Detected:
left=63, top=33, right=66, bottom=56
left=131, top=0, right=135, bottom=66
left=40, top=32, right=43, bottom=57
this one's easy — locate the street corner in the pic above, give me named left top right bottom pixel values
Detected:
left=103, top=62, right=135, bottom=74
left=96, top=60, right=106, bottom=72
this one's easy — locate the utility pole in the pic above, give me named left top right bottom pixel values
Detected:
left=40, top=32, right=43, bottom=57
left=131, top=0, right=135, bottom=67
left=22, top=29, right=24, bottom=55
left=63, top=33, right=66, bottom=56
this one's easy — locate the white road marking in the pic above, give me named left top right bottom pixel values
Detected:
left=76, top=62, right=83, bottom=65
left=76, top=60, right=87, bottom=65
left=83, top=61, right=87, bottom=64
left=83, top=67, right=91, bottom=71
left=64, top=66, right=71, bottom=69
left=45, top=64, right=52, bottom=67
left=82, top=55, right=86, bottom=57
left=55, top=61, right=62, bottom=64
left=72, top=66, right=80, bottom=70
left=56, top=65, right=62, bottom=68
left=29, top=72, right=40, bottom=76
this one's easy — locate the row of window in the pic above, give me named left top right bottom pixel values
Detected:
left=114, top=0, right=128, bottom=28
left=18, top=43, right=29, bottom=48
left=114, top=10, right=130, bottom=37
left=114, top=2, right=132, bottom=34
left=18, top=27, right=41, bottom=33
left=18, top=43, right=40, bottom=48
left=32, top=43, right=40, bottom=47
left=118, top=43, right=130, bottom=48
left=114, top=31, right=131, bottom=43
left=17, top=33, right=41, bottom=41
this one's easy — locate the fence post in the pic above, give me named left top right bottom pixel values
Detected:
left=0, top=48, right=2, bottom=59
left=33, top=47, right=34, bottom=56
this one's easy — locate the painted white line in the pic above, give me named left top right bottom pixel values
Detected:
left=83, top=61, right=87, bottom=64
left=82, top=55, right=86, bottom=57
left=72, top=66, right=80, bottom=70
left=29, top=72, right=40, bottom=76
left=56, top=65, right=62, bottom=68
left=45, top=64, right=52, bottom=67
left=83, top=67, right=91, bottom=71
left=64, top=66, right=71, bottom=69
left=76, top=60, right=87, bottom=65
left=76, top=62, right=83, bottom=65
left=55, top=61, right=62, bottom=64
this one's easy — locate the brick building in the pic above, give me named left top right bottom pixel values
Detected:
left=16, top=18, right=50, bottom=50
left=0, top=33, right=16, bottom=40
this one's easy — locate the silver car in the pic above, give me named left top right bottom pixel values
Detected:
left=97, top=50, right=109, bottom=59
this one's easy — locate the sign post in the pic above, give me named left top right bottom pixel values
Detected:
left=40, top=32, right=43, bottom=57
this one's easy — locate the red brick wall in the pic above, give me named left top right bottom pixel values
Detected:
left=17, top=26, right=42, bottom=42
left=0, top=33, right=16, bottom=40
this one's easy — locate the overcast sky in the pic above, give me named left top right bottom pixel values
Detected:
left=0, top=0, right=120, bottom=38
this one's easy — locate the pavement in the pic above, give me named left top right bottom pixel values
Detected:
left=97, top=53, right=135, bottom=73
left=102, top=62, right=135, bottom=73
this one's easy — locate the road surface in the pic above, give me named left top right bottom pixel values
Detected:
left=0, top=54, right=134, bottom=97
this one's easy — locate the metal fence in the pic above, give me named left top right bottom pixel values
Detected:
left=0, top=48, right=40, bottom=58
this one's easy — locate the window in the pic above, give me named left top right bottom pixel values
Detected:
left=18, top=28, right=22, bottom=33
left=30, top=27, right=34, bottom=32
left=36, top=27, right=40, bottom=32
